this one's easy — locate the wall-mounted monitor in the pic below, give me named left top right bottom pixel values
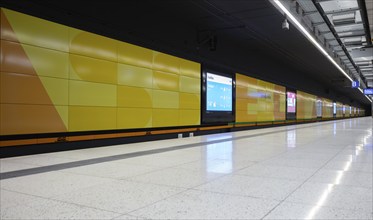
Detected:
left=333, top=102, right=337, bottom=115
left=316, top=98, right=322, bottom=118
left=202, top=69, right=235, bottom=124
left=206, top=73, right=233, bottom=112
left=286, top=90, right=296, bottom=120
left=287, top=91, right=296, bottom=113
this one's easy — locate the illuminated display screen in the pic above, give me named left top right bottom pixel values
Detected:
left=287, top=92, right=296, bottom=113
left=206, top=72, right=232, bottom=111
left=316, top=98, right=322, bottom=117
left=333, top=102, right=336, bottom=115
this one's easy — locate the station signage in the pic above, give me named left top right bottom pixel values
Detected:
left=363, top=88, right=373, bottom=95
left=352, top=81, right=359, bottom=88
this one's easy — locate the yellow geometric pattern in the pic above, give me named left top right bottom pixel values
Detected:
left=1, top=8, right=200, bottom=135
left=322, top=98, right=333, bottom=118
left=236, top=73, right=285, bottom=122
left=296, top=90, right=316, bottom=120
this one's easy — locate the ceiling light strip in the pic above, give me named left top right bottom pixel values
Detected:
left=273, top=0, right=372, bottom=103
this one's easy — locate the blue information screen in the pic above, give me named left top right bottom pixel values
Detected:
left=363, top=88, right=373, bottom=95
left=206, top=73, right=232, bottom=111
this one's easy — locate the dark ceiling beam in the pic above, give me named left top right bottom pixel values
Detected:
left=357, top=0, right=372, bottom=46
left=339, top=33, right=368, bottom=39
left=312, top=0, right=367, bottom=87
left=303, top=10, right=318, bottom=16
left=314, top=0, right=334, bottom=3
left=324, top=7, right=360, bottom=15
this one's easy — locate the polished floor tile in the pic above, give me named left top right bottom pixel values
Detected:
left=260, top=157, right=328, bottom=169
left=285, top=182, right=373, bottom=212
left=264, top=201, right=373, bottom=219
left=0, top=161, right=39, bottom=173
left=0, top=171, right=111, bottom=198
left=52, top=180, right=184, bottom=213
left=129, top=189, right=280, bottom=219
left=1, top=154, right=78, bottom=167
left=195, top=174, right=302, bottom=200
left=175, top=158, right=256, bottom=174
left=322, top=160, right=372, bottom=173
left=235, top=164, right=316, bottom=181
left=61, top=160, right=162, bottom=179
left=1, top=117, right=372, bottom=219
left=0, top=190, right=120, bottom=219
left=128, top=167, right=224, bottom=188
left=307, top=169, right=373, bottom=188
left=119, top=152, right=200, bottom=168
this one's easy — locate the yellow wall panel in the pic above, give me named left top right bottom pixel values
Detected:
left=179, top=110, right=200, bottom=126
left=257, top=101, right=266, bottom=111
left=236, top=74, right=256, bottom=88
left=1, top=72, right=52, bottom=105
left=69, top=54, right=117, bottom=84
left=0, top=72, right=2, bottom=106
left=69, top=106, right=116, bottom=131
left=247, top=103, right=259, bottom=112
left=22, top=44, right=68, bottom=79
left=153, top=71, right=179, bottom=91
left=235, top=73, right=285, bottom=123
left=55, top=105, right=68, bottom=130
left=179, top=76, right=200, bottom=94
left=279, top=94, right=286, bottom=112
left=117, top=63, right=153, bottom=88
left=236, top=98, right=248, bottom=111
left=117, top=42, right=153, bottom=68
left=236, top=86, right=249, bottom=99
left=1, top=40, right=34, bottom=75
left=152, top=90, right=179, bottom=109
left=296, top=90, right=316, bottom=119
left=322, top=98, right=333, bottom=118
left=117, top=108, right=152, bottom=129
left=69, top=80, right=117, bottom=107
left=266, top=103, right=274, bottom=112
left=152, top=109, right=179, bottom=127
left=69, top=28, right=117, bottom=62
left=2, top=8, right=69, bottom=52
left=117, top=86, right=152, bottom=108
left=153, top=52, right=180, bottom=74
left=0, top=104, right=66, bottom=135
left=336, top=102, right=343, bottom=118
left=179, top=93, right=200, bottom=109
left=257, top=112, right=274, bottom=122
left=180, top=59, right=200, bottom=78
left=39, top=77, right=68, bottom=105
left=236, top=110, right=249, bottom=122
left=1, top=9, right=17, bottom=41
left=1, top=8, right=201, bottom=135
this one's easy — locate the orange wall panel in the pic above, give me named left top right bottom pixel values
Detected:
left=0, top=104, right=66, bottom=135
left=1, top=72, right=52, bottom=105
left=0, top=40, right=34, bottom=75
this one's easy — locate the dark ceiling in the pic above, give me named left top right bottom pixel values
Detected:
left=1, top=0, right=371, bottom=109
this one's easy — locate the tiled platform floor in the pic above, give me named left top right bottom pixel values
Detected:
left=1, top=117, right=372, bottom=219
